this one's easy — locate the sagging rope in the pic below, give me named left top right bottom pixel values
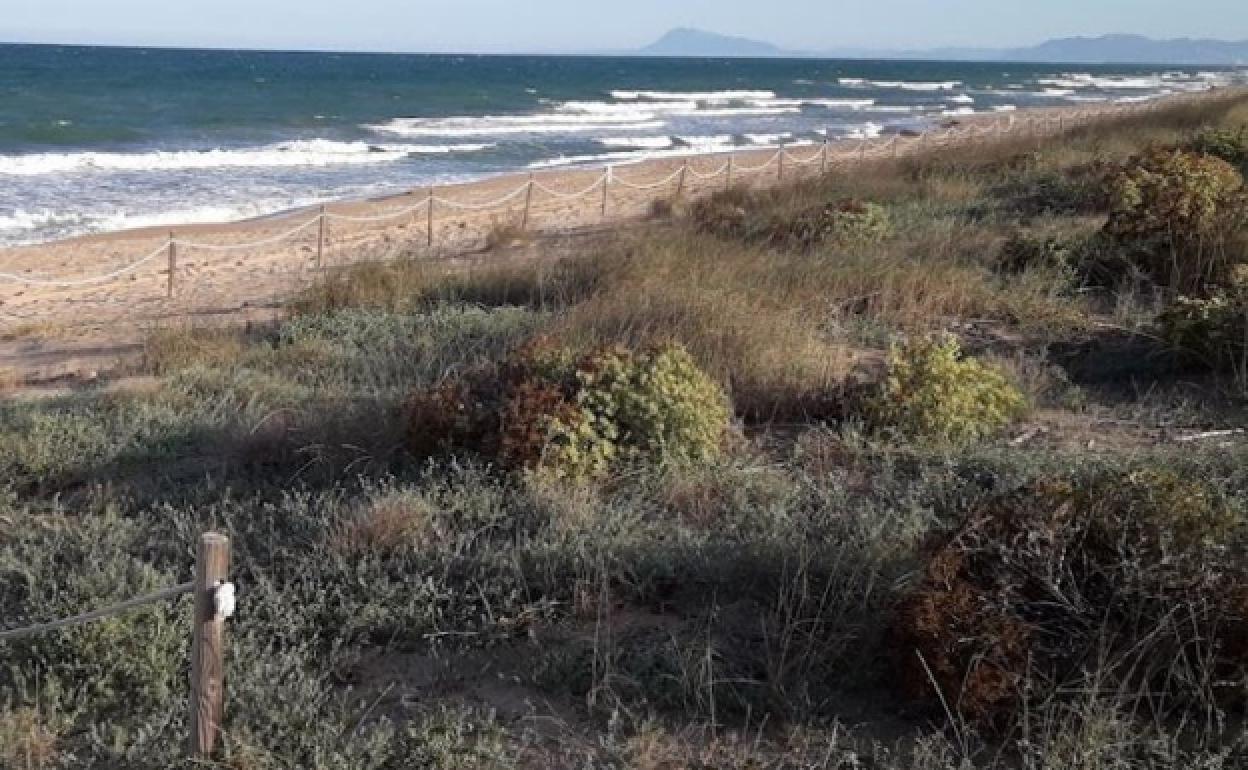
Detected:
left=0, top=242, right=168, bottom=288
left=0, top=582, right=195, bottom=642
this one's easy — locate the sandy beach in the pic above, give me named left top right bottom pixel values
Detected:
left=0, top=91, right=1230, bottom=342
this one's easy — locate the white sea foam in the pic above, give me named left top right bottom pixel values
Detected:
left=370, top=115, right=665, bottom=137
left=992, top=105, right=1018, bottom=112
left=611, top=89, right=776, bottom=102
left=558, top=100, right=697, bottom=117
left=949, top=94, right=975, bottom=104
left=0, top=139, right=492, bottom=176
left=0, top=198, right=324, bottom=244
left=1042, top=88, right=1077, bottom=97
left=676, top=134, right=735, bottom=149
left=941, top=107, right=977, bottom=116
left=867, top=80, right=962, bottom=91
left=744, top=132, right=793, bottom=145
left=0, top=208, right=80, bottom=233
left=599, top=136, right=675, bottom=149
left=844, top=122, right=884, bottom=140
left=807, top=98, right=876, bottom=109
left=676, top=106, right=800, bottom=117
left=838, top=78, right=868, bottom=86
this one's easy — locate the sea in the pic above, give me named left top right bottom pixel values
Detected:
left=1, top=43, right=1245, bottom=246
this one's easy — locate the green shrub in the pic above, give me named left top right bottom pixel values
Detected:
left=765, top=199, right=893, bottom=252
left=1158, top=284, right=1248, bottom=370
left=1187, top=126, right=1248, bottom=168
left=865, top=335, right=1027, bottom=443
left=690, top=190, right=892, bottom=252
left=406, top=342, right=730, bottom=479
left=576, top=345, right=731, bottom=467
left=996, top=231, right=1077, bottom=275
left=1104, top=148, right=1245, bottom=292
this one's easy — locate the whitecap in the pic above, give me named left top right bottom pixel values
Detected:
left=0, top=139, right=494, bottom=176
left=599, top=136, right=675, bottom=149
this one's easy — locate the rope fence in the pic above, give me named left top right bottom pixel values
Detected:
left=0, top=90, right=1233, bottom=296
left=0, top=532, right=234, bottom=759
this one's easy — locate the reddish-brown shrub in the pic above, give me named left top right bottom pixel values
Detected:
left=891, top=471, right=1248, bottom=731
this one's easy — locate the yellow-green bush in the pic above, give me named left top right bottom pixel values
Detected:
left=1104, top=148, right=1245, bottom=292
left=766, top=199, right=893, bottom=252
left=690, top=190, right=892, bottom=252
left=577, top=345, right=731, bottom=467
left=865, top=335, right=1027, bottom=443
left=1187, top=126, right=1248, bottom=168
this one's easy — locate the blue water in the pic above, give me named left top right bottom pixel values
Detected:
left=1, top=44, right=1243, bottom=245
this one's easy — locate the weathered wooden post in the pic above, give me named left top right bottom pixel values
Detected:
left=521, top=173, right=535, bottom=231
left=166, top=232, right=177, bottom=299
left=726, top=153, right=734, bottom=187
left=426, top=187, right=435, bottom=250
left=316, top=205, right=326, bottom=270
left=601, top=167, right=611, bottom=220
left=820, top=139, right=829, bottom=175
left=675, top=161, right=688, bottom=199
left=777, top=146, right=786, bottom=182
left=189, top=532, right=230, bottom=758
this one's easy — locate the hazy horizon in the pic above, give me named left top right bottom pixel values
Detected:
left=6, top=0, right=1248, bottom=55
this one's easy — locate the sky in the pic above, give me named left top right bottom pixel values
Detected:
left=5, top=0, right=1248, bottom=53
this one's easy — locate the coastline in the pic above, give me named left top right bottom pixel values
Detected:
left=0, top=90, right=1236, bottom=329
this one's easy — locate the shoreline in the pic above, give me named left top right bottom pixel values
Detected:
left=0, top=89, right=1238, bottom=329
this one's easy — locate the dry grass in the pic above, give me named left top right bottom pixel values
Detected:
left=0, top=708, right=59, bottom=770
left=142, top=323, right=246, bottom=374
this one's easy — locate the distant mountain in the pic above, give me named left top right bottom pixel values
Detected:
left=637, top=28, right=790, bottom=58
left=1001, top=35, right=1248, bottom=65
left=631, top=28, right=1248, bottom=65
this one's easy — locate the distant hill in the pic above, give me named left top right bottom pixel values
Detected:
left=1002, top=35, right=1248, bottom=65
left=631, top=28, right=1248, bottom=65
left=636, top=28, right=790, bottom=58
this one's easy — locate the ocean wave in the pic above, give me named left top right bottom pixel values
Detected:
left=0, top=199, right=323, bottom=244
left=677, top=106, right=801, bottom=117
left=844, top=122, right=884, bottom=140
left=991, top=105, right=1018, bottom=112
left=744, top=132, right=793, bottom=145
left=0, top=139, right=492, bottom=176
left=557, top=100, right=697, bottom=117
left=611, top=89, right=776, bottom=102
left=851, top=80, right=961, bottom=91
left=1036, top=73, right=1185, bottom=91
left=949, top=94, right=975, bottom=105
left=676, top=134, right=735, bottom=149
left=599, top=136, right=675, bottom=149
left=370, top=115, right=666, bottom=137
left=941, top=107, right=977, bottom=116
left=0, top=207, right=81, bottom=233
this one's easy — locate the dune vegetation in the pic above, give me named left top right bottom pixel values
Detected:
left=3, top=92, right=1248, bottom=768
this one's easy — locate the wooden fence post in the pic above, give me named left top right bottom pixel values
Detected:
left=777, top=146, right=785, bottom=182
left=521, top=174, right=534, bottom=231
left=675, top=161, right=688, bottom=199
left=726, top=153, right=734, bottom=188
left=166, top=232, right=177, bottom=299
left=316, top=205, right=326, bottom=270
left=426, top=187, right=435, bottom=250
left=821, top=139, right=829, bottom=175
left=189, top=532, right=230, bottom=759
left=601, top=167, right=611, bottom=220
